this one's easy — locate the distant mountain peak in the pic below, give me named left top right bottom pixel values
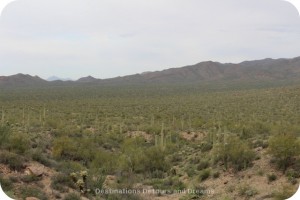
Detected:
left=0, top=73, right=46, bottom=87
left=47, top=76, right=72, bottom=81
left=76, top=75, right=98, bottom=83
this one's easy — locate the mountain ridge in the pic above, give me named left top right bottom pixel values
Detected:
left=1, top=56, right=300, bottom=88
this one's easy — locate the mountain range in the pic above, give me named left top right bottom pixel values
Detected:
left=47, top=76, right=73, bottom=81
left=1, top=56, right=300, bottom=88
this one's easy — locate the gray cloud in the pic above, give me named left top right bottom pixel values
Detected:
left=0, top=0, right=300, bottom=79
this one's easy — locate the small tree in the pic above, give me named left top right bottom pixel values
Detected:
left=268, top=133, right=300, bottom=171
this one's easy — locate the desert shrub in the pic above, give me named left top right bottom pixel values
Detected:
left=53, top=136, right=95, bottom=164
left=268, top=133, right=300, bottom=171
left=150, top=177, right=185, bottom=191
left=200, top=141, right=213, bottom=152
left=8, top=133, right=30, bottom=154
left=0, top=125, right=10, bottom=148
left=52, top=136, right=77, bottom=160
left=143, top=146, right=171, bottom=175
left=197, top=160, right=210, bottom=171
left=237, top=184, right=258, bottom=198
left=213, top=135, right=255, bottom=171
left=272, top=185, right=295, bottom=200
left=0, top=151, right=24, bottom=171
left=186, top=166, right=197, bottom=177
left=164, top=177, right=185, bottom=190
left=199, top=169, right=210, bottom=182
left=118, top=138, right=147, bottom=174
left=240, top=122, right=270, bottom=139
left=150, top=170, right=165, bottom=179
left=63, top=193, right=81, bottom=200
left=19, top=186, right=48, bottom=200
left=55, top=161, right=85, bottom=174
left=51, top=173, right=75, bottom=192
left=73, top=137, right=97, bottom=163
left=189, top=156, right=200, bottom=164
left=286, top=168, right=299, bottom=185
left=91, top=151, right=118, bottom=174
left=213, top=171, right=220, bottom=178
left=257, top=169, right=264, bottom=176
left=267, top=173, right=277, bottom=182
left=88, top=175, right=106, bottom=194
left=21, top=174, right=42, bottom=183
left=30, top=149, right=53, bottom=167
left=0, top=175, right=13, bottom=192
left=170, top=153, right=183, bottom=163
left=286, top=169, right=300, bottom=179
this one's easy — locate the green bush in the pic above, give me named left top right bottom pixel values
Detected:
left=268, top=133, right=300, bottom=171
left=186, top=166, right=197, bottom=177
left=51, top=173, right=75, bottom=192
left=213, top=135, right=255, bottom=171
left=197, top=160, right=210, bottom=171
left=19, top=186, right=48, bottom=200
left=52, top=136, right=77, bottom=160
left=8, top=133, right=30, bottom=154
left=31, top=149, right=53, bottom=167
left=91, top=151, right=118, bottom=174
left=200, top=142, right=213, bottom=152
left=143, top=146, right=171, bottom=175
left=88, top=175, right=106, bottom=193
left=55, top=161, right=85, bottom=174
left=0, top=151, right=24, bottom=171
left=199, top=169, right=210, bottom=182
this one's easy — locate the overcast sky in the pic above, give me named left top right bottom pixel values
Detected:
left=0, top=0, right=300, bottom=79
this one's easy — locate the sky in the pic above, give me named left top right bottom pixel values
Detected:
left=0, top=0, right=300, bottom=80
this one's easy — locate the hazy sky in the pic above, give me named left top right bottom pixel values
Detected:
left=0, top=0, right=300, bottom=79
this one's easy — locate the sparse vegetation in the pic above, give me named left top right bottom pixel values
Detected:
left=0, top=82, right=300, bottom=199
